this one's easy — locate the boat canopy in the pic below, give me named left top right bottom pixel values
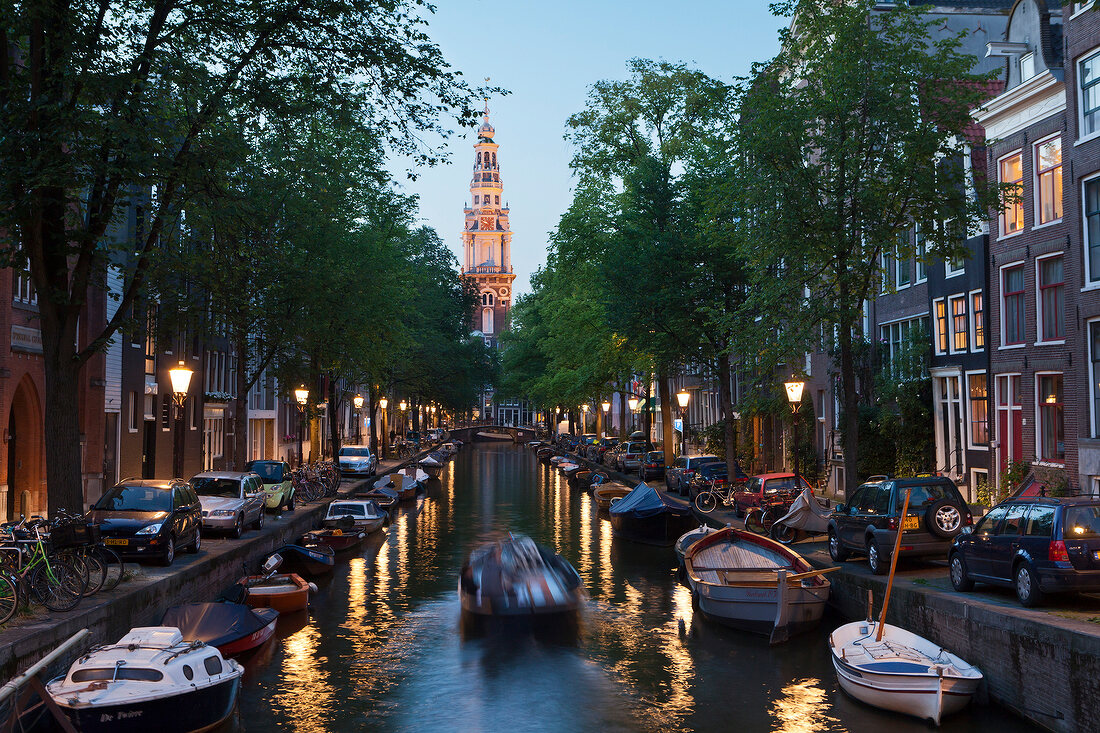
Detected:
left=161, top=603, right=276, bottom=648
left=610, top=482, right=678, bottom=517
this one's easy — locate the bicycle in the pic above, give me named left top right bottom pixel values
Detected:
left=0, top=517, right=86, bottom=613
left=744, top=496, right=799, bottom=536
left=693, top=480, right=736, bottom=514
left=49, top=509, right=124, bottom=595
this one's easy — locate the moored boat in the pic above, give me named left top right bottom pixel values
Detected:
left=458, top=534, right=585, bottom=617
left=161, top=602, right=279, bottom=657
left=356, top=485, right=398, bottom=510
left=683, top=526, right=835, bottom=643
left=419, top=453, right=444, bottom=478
left=301, top=527, right=367, bottom=552
left=323, top=498, right=386, bottom=534
left=592, top=482, right=631, bottom=510
left=240, top=572, right=311, bottom=613
left=46, top=626, right=242, bottom=733
left=375, top=472, right=417, bottom=500
left=274, top=543, right=336, bottom=576
left=674, top=524, right=717, bottom=571
left=608, top=482, right=697, bottom=545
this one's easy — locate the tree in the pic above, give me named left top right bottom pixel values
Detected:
left=0, top=1, right=487, bottom=511
left=736, top=0, right=993, bottom=493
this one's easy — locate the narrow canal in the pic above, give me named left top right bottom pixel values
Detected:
left=230, top=443, right=1032, bottom=732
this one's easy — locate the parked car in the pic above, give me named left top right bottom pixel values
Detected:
left=618, top=441, right=654, bottom=472
left=639, top=451, right=665, bottom=481
left=337, top=445, right=378, bottom=477
left=604, top=441, right=626, bottom=468
left=949, top=496, right=1100, bottom=607
left=595, top=438, right=619, bottom=463
left=665, top=455, right=721, bottom=495
left=827, top=476, right=971, bottom=575
left=190, top=471, right=266, bottom=538
left=244, top=460, right=295, bottom=511
left=687, top=462, right=730, bottom=500
left=732, top=472, right=809, bottom=517
left=90, top=479, right=202, bottom=566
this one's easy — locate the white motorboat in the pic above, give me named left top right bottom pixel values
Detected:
left=829, top=620, right=983, bottom=725
left=674, top=524, right=717, bottom=570
left=419, top=452, right=444, bottom=478
left=684, top=526, right=835, bottom=643
left=46, top=626, right=242, bottom=733
left=323, top=499, right=386, bottom=534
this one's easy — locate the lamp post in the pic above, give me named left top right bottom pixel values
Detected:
left=399, top=399, right=407, bottom=437
left=628, top=396, right=639, bottom=434
left=676, top=388, right=691, bottom=457
left=379, top=397, right=389, bottom=459
left=168, top=361, right=193, bottom=479
left=353, top=394, right=364, bottom=444
left=601, top=400, right=610, bottom=437
left=581, top=403, right=589, bottom=433
left=294, top=386, right=309, bottom=467
left=784, top=380, right=806, bottom=486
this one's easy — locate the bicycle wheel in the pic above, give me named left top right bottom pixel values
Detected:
left=758, top=508, right=779, bottom=536
left=770, top=521, right=796, bottom=545
left=744, top=509, right=766, bottom=535
left=29, top=557, right=84, bottom=612
left=94, top=545, right=125, bottom=591
left=79, top=548, right=107, bottom=595
left=56, top=549, right=91, bottom=593
left=0, top=573, right=19, bottom=625
left=694, top=492, right=717, bottom=514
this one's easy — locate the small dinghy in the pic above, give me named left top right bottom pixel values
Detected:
left=375, top=472, right=417, bottom=500
left=274, top=543, right=336, bottom=576
left=674, top=525, right=717, bottom=571
left=302, top=526, right=367, bottom=553
left=356, top=485, right=398, bottom=510
left=609, top=482, right=697, bottom=546
left=536, top=448, right=557, bottom=463
left=161, top=602, right=278, bottom=657
left=829, top=488, right=982, bottom=725
left=549, top=455, right=567, bottom=466
left=560, top=462, right=583, bottom=476
left=459, top=534, right=585, bottom=617
left=47, top=626, right=242, bottom=733
left=419, top=453, right=445, bottom=478
left=240, top=557, right=312, bottom=613
left=402, top=465, right=430, bottom=487
left=592, top=482, right=631, bottom=510
left=323, top=499, right=386, bottom=534
left=684, top=526, right=836, bottom=643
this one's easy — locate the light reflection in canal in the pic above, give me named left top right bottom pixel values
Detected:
left=232, top=442, right=1033, bottom=733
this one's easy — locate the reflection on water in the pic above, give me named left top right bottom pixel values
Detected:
left=234, top=443, right=1032, bottom=733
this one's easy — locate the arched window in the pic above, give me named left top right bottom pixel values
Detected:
left=474, top=195, right=479, bottom=205
left=482, top=307, right=494, bottom=333
left=492, top=153, right=497, bottom=167
left=482, top=292, right=494, bottom=306
left=495, top=195, right=500, bottom=205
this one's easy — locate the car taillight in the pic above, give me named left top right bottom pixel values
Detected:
left=964, top=512, right=973, bottom=527
left=1049, top=540, right=1069, bottom=563
left=887, top=517, right=898, bottom=531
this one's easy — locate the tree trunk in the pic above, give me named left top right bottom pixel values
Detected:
left=619, top=382, right=628, bottom=437
left=367, top=385, right=378, bottom=457
left=717, top=353, right=738, bottom=480
left=42, top=335, right=85, bottom=514
left=326, top=375, right=339, bottom=458
left=658, top=371, right=674, bottom=467
left=838, top=322, right=859, bottom=498
left=643, top=377, right=652, bottom=439
left=233, top=337, right=249, bottom=470
left=595, top=396, right=603, bottom=438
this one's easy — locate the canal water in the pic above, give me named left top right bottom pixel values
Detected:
left=230, top=442, right=1033, bottom=732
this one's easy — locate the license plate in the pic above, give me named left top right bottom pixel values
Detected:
left=902, top=515, right=920, bottom=531
left=1094, top=551, right=1100, bottom=561
left=105, top=538, right=129, bottom=546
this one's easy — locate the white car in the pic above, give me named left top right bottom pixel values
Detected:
left=338, top=445, right=378, bottom=477
left=190, top=471, right=266, bottom=538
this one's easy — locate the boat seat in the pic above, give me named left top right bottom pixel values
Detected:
left=860, top=661, right=932, bottom=674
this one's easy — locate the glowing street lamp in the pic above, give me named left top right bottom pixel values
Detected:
left=294, top=386, right=309, bottom=467
left=675, top=389, right=691, bottom=456
left=784, top=380, right=806, bottom=485
left=379, top=397, right=389, bottom=459
left=628, top=396, right=639, bottom=433
left=168, top=361, right=193, bottom=479
left=581, top=403, right=589, bottom=433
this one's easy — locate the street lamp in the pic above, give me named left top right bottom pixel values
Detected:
left=295, top=386, right=309, bottom=467
left=353, top=394, right=364, bottom=444
left=399, top=399, right=407, bottom=437
left=379, top=396, right=389, bottom=459
left=784, top=380, right=805, bottom=486
left=581, top=403, right=589, bottom=433
left=676, top=389, right=691, bottom=457
left=628, top=396, right=639, bottom=434
left=168, top=361, right=193, bottom=479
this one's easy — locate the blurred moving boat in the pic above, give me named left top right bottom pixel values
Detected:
left=683, top=526, right=835, bottom=643
left=609, top=483, right=697, bottom=546
left=458, top=534, right=584, bottom=617
left=161, top=602, right=278, bottom=657
left=46, top=626, right=242, bottom=733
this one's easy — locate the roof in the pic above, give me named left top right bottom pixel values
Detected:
left=751, top=472, right=799, bottom=480
left=116, top=478, right=180, bottom=489
left=190, top=471, right=256, bottom=480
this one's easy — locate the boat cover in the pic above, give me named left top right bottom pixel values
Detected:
left=161, top=603, right=278, bottom=648
left=773, top=487, right=832, bottom=532
left=610, top=482, right=685, bottom=518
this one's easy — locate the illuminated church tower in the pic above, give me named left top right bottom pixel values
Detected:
left=461, top=99, right=515, bottom=345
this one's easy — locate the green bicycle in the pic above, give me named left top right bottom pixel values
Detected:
left=0, top=517, right=86, bottom=614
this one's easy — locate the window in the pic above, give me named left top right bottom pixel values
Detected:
left=482, top=307, right=494, bottom=333
left=474, top=195, right=479, bottom=205
left=203, top=656, right=223, bottom=675
left=914, top=225, right=926, bottom=282
left=896, top=250, right=910, bottom=288
left=1085, top=177, right=1100, bottom=284
left=999, top=152, right=1024, bottom=236
left=482, top=292, right=494, bottom=306
left=1002, top=503, right=1028, bottom=536
left=129, top=392, right=140, bottom=433
left=881, top=251, right=894, bottom=293
left=1002, top=264, right=1025, bottom=345
left=934, top=298, right=947, bottom=354
left=12, top=266, right=35, bottom=305
left=968, top=373, right=989, bottom=447
left=880, top=316, right=928, bottom=379
left=946, top=256, right=965, bottom=277
left=161, top=394, right=171, bottom=431
left=1024, top=505, right=1055, bottom=537
left=495, top=195, right=500, bottom=205
left=1038, top=373, right=1064, bottom=462
left=1089, top=320, right=1100, bottom=437
left=1081, top=50, right=1100, bottom=138
left=1038, top=255, right=1064, bottom=341
left=1035, top=137, right=1063, bottom=224
left=975, top=505, right=1008, bottom=537
left=950, top=295, right=967, bottom=352
left=970, top=290, right=985, bottom=350
left=1020, top=53, right=1036, bottom=82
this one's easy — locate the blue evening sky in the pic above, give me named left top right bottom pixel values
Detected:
left=392, top=1, right=787, bottom=297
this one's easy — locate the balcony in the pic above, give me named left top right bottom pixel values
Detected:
left=466, top=265, right=513, bottom=275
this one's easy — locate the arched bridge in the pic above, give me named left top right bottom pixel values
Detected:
left=446, top=425, right=537, bottom=443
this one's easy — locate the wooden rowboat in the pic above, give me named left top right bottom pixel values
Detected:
left=684, top=526, right=835, bottom=643
left=240, top=572, right=311, bottom=613
left=302, top=527, right=367, bottom=553
left=592, top=483, right=631, bottom=510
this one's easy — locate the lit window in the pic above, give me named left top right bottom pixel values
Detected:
left=971, top=291, right=984, bottom=350
left=969, top=374, right=989, bottom=446
left=1003, top=264, right=1025, bottom=345
left=999, top=152, right=1024, bottom=236
left=1035, top=137, right=1063, bottom=224
left=1038, top=374, right=1064, bottom=462
left=1081, top=50, right=1100, bottom=137
left=1038, top=256, right=1064, bottom=341
left=934, top=299, right=947, bottom=354
left=950, top=296, right=967, bottom=352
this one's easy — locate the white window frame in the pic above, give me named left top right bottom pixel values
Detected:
left=1082, top=171, right=1100, bottom=289
left=1032, top=133, right=1064, bottom=229
left=128, top=392, right=139, bottom=433
left=895, top=250, right=911, bottom=290
left=1077, top=44, right=1100, bottom=145
left=1072, top=2, right=1095, bottom=20
left=997, top=149, right=1025, bottom=240
left=1089, top=317, right=1100, bottom=438
left=1035, top=371, right=1065, bottom=466
left=914, top=225, right=927, bottom=284
left=965, top=370, right=990, bottom=451
left=1035, top=252, right=1066, bottom=345
left=970, top=468, right=989, bottom=504
left=948, top=294, right=968, bottom=354
left=999, top=260, right=1027, bottom=350
left=969, top=288, right=985, bottom=353
left=932, top=297, right=947, bottom=356
left=945, top=256, right=965, bottom=278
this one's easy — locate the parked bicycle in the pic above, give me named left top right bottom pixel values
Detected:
left=0, top=516, right=86, bottom=615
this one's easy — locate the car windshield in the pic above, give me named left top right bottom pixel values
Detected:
left=699, top=464, right=729, bottom=478
left=247, top=462, right=284, bottom=482
left=339, top=448, right=371, bottom=458
left=191, top=478, right=241, bottom=498
left=645, top=452, right=662, bottom=460
left=94, top=486, right=171, bottom=512
left=764, top=477, right=809, bottom=494
left=1064, top=506, right=1100, bottom=539
left=896, top=483, right=954, bottom=509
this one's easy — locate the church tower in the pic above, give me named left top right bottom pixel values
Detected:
left=461, top=99, right=515, bottom=346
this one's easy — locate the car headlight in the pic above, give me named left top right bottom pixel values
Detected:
left=211, top=509, right=236, bottom=517
left=136, top=522, right=163, bottom=535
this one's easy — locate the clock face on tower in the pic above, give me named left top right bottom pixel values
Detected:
left=479, top=215, right=495, bottom=231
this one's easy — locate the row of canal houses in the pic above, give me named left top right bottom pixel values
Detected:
left=663, top=2, right=1100, bottom=502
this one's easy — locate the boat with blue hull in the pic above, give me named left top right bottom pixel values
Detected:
left=609, top=482, right=698, bottom=546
